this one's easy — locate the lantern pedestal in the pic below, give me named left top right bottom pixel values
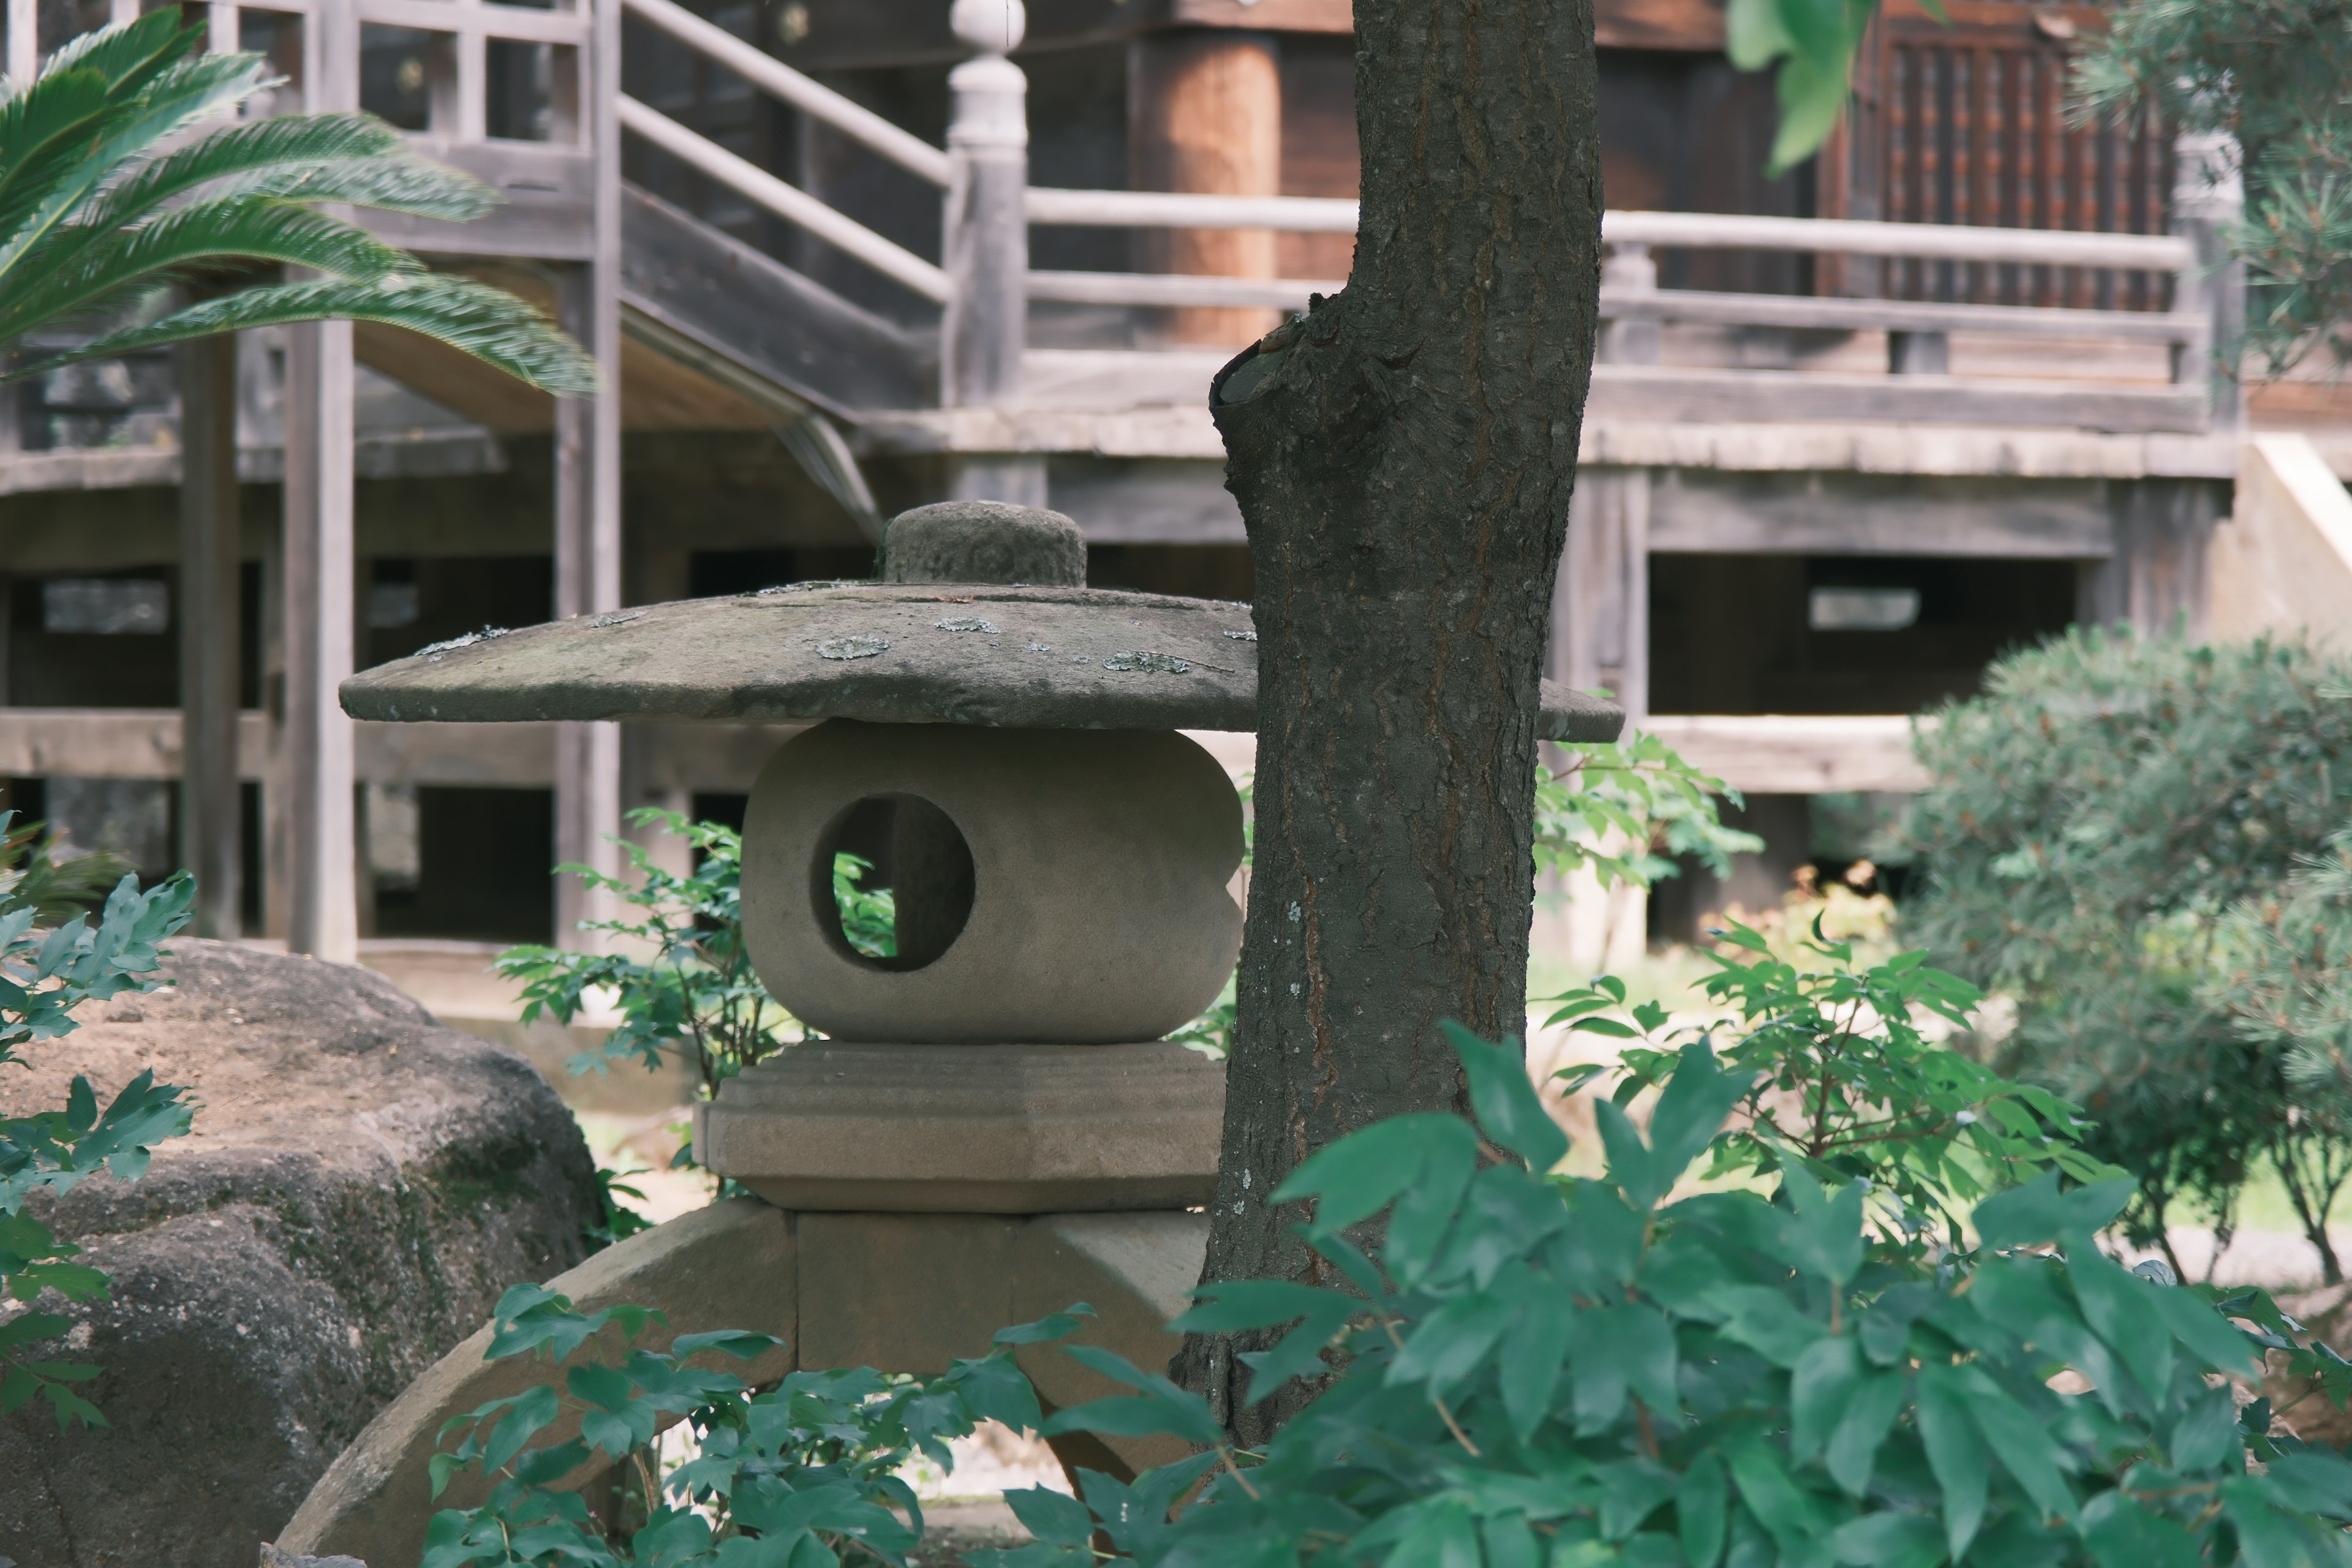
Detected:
left=695, top=1040, right=1222, bottom=1213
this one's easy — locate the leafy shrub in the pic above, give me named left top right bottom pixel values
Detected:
left=421, top=1284, right=1090, bottom=1566
left=1548, top=921, right=2116, bottom=1262
left=1536, top=729, right=1762, bottom=892
left=429, top=1020, right=2352, bottom=1568
left=432, top=918, right=2352, bottom=1568
left=0, top=811, right=194, bottom=1423
left=1896, top=628, right=2352, bottom=1276
left=1013, top=1036, right=2352, bottom=1568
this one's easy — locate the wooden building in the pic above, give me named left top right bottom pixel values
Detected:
left=0, top=0, right=2321, bottom=966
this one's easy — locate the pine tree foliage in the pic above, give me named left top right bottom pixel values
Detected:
left=2074, top=0, right=2352, bottom=374
left=0, top=10, right=597, bottom=393
left=1896, top=628, right=2352, bottom=1275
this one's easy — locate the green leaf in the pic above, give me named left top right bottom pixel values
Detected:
left=1569, top=1304, right=1678, bottom=1433
left=2065, top=1245, right=2173, bottom=1407
left=1499, top=1291, right=1574, bottom=1442
left=2078, top=1490, right=2201, bottom=1568
left=1972, top=1172, right=2135, bottom=1251
left=1387, top=1291, right=1515, bottom=1397
left=1444, top=1021, right=1569, bottom=1172
left=1274, top=1113, right=1478, bottom=1234
left=1826, top=1369, right=1904, bottom=1498
left=668, top=1329, right=781, bottom=1360
left=1830, top=1512, right=1943, bottom=1568
left=1790, top=1335, right=1861, bottom=1466
left=1039, top=1345, right=1224, bottom=1448
left=1712, top=1284, right=1831, bottom=1368
left=1915, top=1364, right=1989, bottom=1561
left=1954, top=1366, right=2076, bottom=1522
left=1003, top=1486, right=1095, bottom=1548
left=1681, top=1453, right=1730, bottom=1568
left=2151, top=1286, right=2263, bottom=1378
left=1645, top=1041, right=1757, bottom=1182
left=1597, top=1458, right=1679, bottom=1541
left=1771, top=1166, right=1867, bottom=1287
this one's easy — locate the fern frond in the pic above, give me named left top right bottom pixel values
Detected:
left=12, top=273, right=601, bottom=396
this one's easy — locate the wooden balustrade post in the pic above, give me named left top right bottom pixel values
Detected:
left=1888, top=330, right=1950, bottom=375
left=1597, top=241, right=1659, bottom=366
left=2171, top=128, right=2244, bottom=428
left=940, top=0, right=1042, bottom=505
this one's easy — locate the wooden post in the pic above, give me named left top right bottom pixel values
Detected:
left=1551, top=467, right=1649, bottom=723
left=8, top=0, right=36, bottom=83
left=939, top=0, right=1044, bottom=506
left=1888, top=330, right=1950, bottom=374
left=178, top=328, right=242, bottom=937
left=281, top=0, right=358, bottom=962
left=1597, top=242, right=1659, bottom=368
left=1129, top=29, right=1281, bottom=347
left=2171, top=128, right=2244, bottom=428
left=282, top=317, right=358, bottom=961
left=552, top=0, right=625, bottom=949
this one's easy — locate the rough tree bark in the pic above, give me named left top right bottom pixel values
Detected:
left=1174, top=0, right=1602, bottom=1437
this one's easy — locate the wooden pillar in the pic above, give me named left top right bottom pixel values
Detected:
left=281, top=0, right=357, bottom=961
left=7, top=0, right=36, bottom=83
left=178, top=330, right=241, bottom=936
left=2081, top=479, right=2221, bottom=639
left=1129, top=29, right=1281, bottom=346
left=282, top=318, right=357, bottom=962
left=1551, top=467, right=1650, bottom=722
left=552, top=152, right=624, bottom=949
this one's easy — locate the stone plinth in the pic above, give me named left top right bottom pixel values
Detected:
left=695, top=1041, right=1223, bottom=1212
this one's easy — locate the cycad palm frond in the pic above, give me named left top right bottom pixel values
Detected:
left=29, top=274, right=598, bottom=394
left=0, top=9, right=597, bottom=396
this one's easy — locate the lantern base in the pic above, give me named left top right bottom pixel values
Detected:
left=693, top=1040, right=1224, bottom=1213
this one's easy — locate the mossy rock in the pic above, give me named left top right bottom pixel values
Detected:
left=0, top=940, right=600, bottom=1568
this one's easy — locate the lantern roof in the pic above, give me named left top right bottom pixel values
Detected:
left=337, top=503, right=1625, bottom=741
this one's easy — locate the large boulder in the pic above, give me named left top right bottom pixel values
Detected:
left=0, top=939, right=601, bottom=1568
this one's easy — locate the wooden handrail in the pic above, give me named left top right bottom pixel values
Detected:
left=1027, top=187, right=1360, bottom=233
left=617, top=96, right=950, bottom=302
left=1023, top=187, right=2191, bottom=274
left=621, top=0, right=952, bottom=187
left=1602, top=210, right=2193, bottom=270
left=1028, top=270, right=1341, bottom=308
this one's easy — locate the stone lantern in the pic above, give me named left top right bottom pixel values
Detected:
left=293, top=501, right=1621, bottom=1564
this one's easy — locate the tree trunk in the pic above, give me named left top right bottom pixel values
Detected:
left=1174, top=0, right=1602, bottom=1439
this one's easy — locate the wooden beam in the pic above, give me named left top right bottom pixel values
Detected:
left=1588, top=365, right=2210, bottom=434
left=1648, top=469, right=2119, bottom=559
left=178, top=330, right=242, bottom=937
left=1640, top=714, right=1933, bottom=794
left=1129, top=29, right=1284, bottom=347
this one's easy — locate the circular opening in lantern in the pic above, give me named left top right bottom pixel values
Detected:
left=810, top=793, right=974, bottom=971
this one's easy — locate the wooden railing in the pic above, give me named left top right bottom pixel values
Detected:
left=6, top=0, right=2244, bottom=437
left=610, top=0, right=2236, bottom=432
